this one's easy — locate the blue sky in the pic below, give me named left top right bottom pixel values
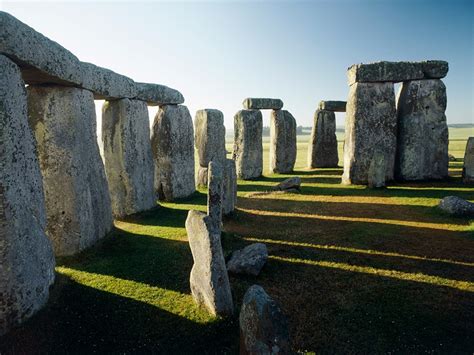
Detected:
left=2, top=0, right=473, bottom=130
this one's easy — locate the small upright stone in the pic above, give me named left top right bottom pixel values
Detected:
left=308, top=109, right=338, bottom=168
left=195, top=109, right=226, bottom=168
left=186, top=210, right=233, bottom=317
left=207, top=161, right=224, bottom=228
left=462, top=137, right=474, bottom=184
left=233, top=110, right=263, bottom=179
left=151, top=105, right=195, bottom=201
left=270, top=110, right=297, bottom=173
left=318, top=100, right=346, bottom=112
left=243, top=98, right=283, bottom=110
left=223, top=159, right=237, bottom=215
left=368, top=151, right=386, bottom=188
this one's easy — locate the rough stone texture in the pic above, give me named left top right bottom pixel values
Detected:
left=27, top=85, right=113, bottom=256
left=227, top=243, right=268, bottom=276
left=273, top=177, right=301, bottom=191
left=243, top=98, right=284, bottom=110
left=0, top=55, right=55, bottom=337
left=308, top=109, right=338, bottom=168
left=195, top=109, right=226, bottom=168
left=233, top=110, right=263, bottom=179
left=462, top=137, right=474, bottom=184
left=368, top=151, right=386, bottom=188
left=135, top=82, right=185, bottom=106
left=207, top=161, right=224, bottom=228
left=318, top=100, right=346, bottom=112
left=239, top=285, right=291, bottom=355
left=438, top=196, right=474, bottom=217
left=270, top=110, right=297, bottom=174
left=395, top=79, right=448, bottom=180
left=342, top=82, right=397, bottom=185
left=102, top=99, right=156, bottom=218
left=223, top=159, right=237, bottom=215
left=196, top=166, right=208, bottom=188
left=186, top=210, right=233, bottom=317
left=421, top=60, right=449, bottom=79
left=151, top=105, right=195, bottom=201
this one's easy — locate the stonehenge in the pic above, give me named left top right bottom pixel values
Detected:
left=243, top=98, right=283, bottom=110
left=463, top=137, right=474, bottom=184
left=270, top=110, right=297, bottom=173
left=207, top=161, right=224, bottom=228
left=222, top=159, right=237, bottom=215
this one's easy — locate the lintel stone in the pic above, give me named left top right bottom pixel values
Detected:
left=318, top=100, right=346, bottom=112
left=242, top=98, right=283, bottom=110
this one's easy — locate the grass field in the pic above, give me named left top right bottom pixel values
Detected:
left=1, top=127, right=473, bottom=353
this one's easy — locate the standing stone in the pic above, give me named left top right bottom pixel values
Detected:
left=27, top=85, right=113, bottom=257
left=239, top=285, right=291, bottom=354
left=0, top=55, right=55, bottom=336
left=223, top=159, right=237, bottom=215
left=186, top=210, right=233, bottom=317
left=102, top=99, right=155, bottom=217
left=195, top=109, right=226, bottom=167
left=368, top=151, right=386, bottom=188
left=233, top=110, right=263, bottom=179
left=207, top=161, right=224, bottom=228
left=342, top=82, right=397, bottom=185
left=308, top=109, right=338, bottom=168
left=396, top=79, right=448, bottom=180
left=270, top=110, right=297, bottom=174
left=151, top=105, right=195, bottom=201
left=196, top=166, right=209, bottom=188
left=463, top=137, right=474, bottom=184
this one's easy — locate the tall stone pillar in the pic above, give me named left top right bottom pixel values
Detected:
left=307, top=109, right=338, bottom=168
left=222, top=159, right=237, bottom=215
left=102, top=99, right=155, bottom=217
left=0, top=55, right=55, bottom=336
left=151, top=104, right=195, bottom=201
left=270, top=110, right=297, bottom=173
left=462, top=137, right=474, bottom=184
left=27, top=85, right=113, bottom=256
left=233, top=110, right=263, bottom=179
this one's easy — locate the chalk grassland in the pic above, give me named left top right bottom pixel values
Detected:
left=1, top=127, right=473, bottom=353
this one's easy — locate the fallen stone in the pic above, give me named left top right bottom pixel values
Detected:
left=186, top=210, right=233, bottom=317
left=273, top=177, right=301, bottom=191
left=207, top=161, right=224, bottom=228
left=462, top=137, right=474, bottom=184
left=195, top=109, right=226, bottom=168
left=368, top=151, right=386, bottom=188
left=243, top=98, right=284, bottom=110
left=151, top=105, right=195, bottom=201
left=196, top=166, right=208, bottom=188
left=233, top=110, right=263, bottom=179
left=318, top=100, right=346, bottom=112
left=396, top=79, right=448, bottom=180
left=222, top=159, right=237, bottom=215
left=0, top=55, right=55, bottom=337
left=227, top=243, right=268, bottom=276
left=342, top=82, right=397, bottom=185
left=270, top=110, right=297, bottom=173
left=438, top=196, right=474, bottom=217
left=27, top=85, right=113, bottom=256
left=449, top=154, right=457, bottom=162
left=135, top=82, right=184, bottom=106
left=102, top=99, right=156, bottom=218
left=307, top=109, right=338, bottom=168
left=239, top=285, right=291, bottom=354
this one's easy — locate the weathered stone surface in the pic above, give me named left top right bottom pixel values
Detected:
left=196, top=166, right=208, bottom=188
left=307, top=109, right=338, bottom=168
left=195, top=109, right=226, bottom=167
left=462, top=137, right=474, bottom=184
left=396, top=79, right=448, bottom=180
left=318, top=100, right=346, bottom=112
left=207, top=161, right=224, bottom=228
left=151, top=105, right=195, bottom=201
left=270, top=110, right=297, bottom=174
left=186, top=210, right=233, bottom=316
left=0, top=55, right=55, bottom=337
left=227, top=243, right=268, bottom=276
left=233, top=110, right=263, bottom=179
left=438, top=196, right=474, bottom=217
left=223, top=159, right=237, bottom=215
left=342, top=82, right=397, bottom=185
left=27, top=85, right=113, bottom=256
left=421, top=60, right=449, bottom=79
left=240, top=285, right=291, bottom=354
left=243, top=98, right=284, bottom=110
left=135, top=82, right=184, bottom=106
left=102, top=99, right=156, bottom=218
left=273, top=177, right=301, bottom=191
left=368, top=151, right=386, bottom=188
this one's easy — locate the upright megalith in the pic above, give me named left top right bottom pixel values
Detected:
left=186, top=210, right=233, bottom=317
left=27, top=85, right=113, bottom=256
left=270, top=110, right=297, bottom=173
left=151, top=105, right=195, bottom=201
left=223, top=159, right=237, bottom=215
left=0, top=55, right=55, bottom=336
left=308, top=109, right=338, bottom=168
left=243, top=98, right=284, bottom=110
left=463, top=137, right=474, bottom=184
left=233, top=110, right=263, bottom=179
left=396, top=79, right=449, bottom=180
left=102, top=99, right=155, bottom=217
left=207, top=161, right=224, bottom=228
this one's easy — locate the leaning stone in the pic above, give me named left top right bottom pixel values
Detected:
left=27, top=85, right=113, bottom=256
left=307, top=109, right=338, bottom=168
left=196, top=166, right=209, bottom=188
left=134, top=82, right=184, bottom=106
left=438, top=196, right=474, bottom=217
left=207, top=161, right=224, bottom=228
left=342, top=82, right=397, bottom=185
left=420, top=60, right=449, bottom=79
left=240, top=285, right=291, bottom=354
left=368, top=151, right=386, bottom=188
left=233, top=110, right=263, bottom=179
left=102, top=99, right=156, bottom=218
left=273, top=177, right=301, bottom=191
left=463, top=137, right=474, bottom=184
left=318, top=100, right=346, bottom=112
left=195, top=109, right=226, bottom=167
left=223, top=159, right=238, bottom=215
left=396, top=80, right=448, bottom=180
left=0, top=55, right=55, bottom=337
left=227, top=243, right=268, bottom=276
left=151, top=105, right=195, bottom=201
left=186, top=210, right=233, bottom=317
left=347, top=61, right=424, bottom=85
left=270, top=110, right=297, bottom=173
left=243, top=98, right=284, bottom=110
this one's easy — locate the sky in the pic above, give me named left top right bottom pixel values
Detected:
left=2, top=0, right=473, bottom=131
